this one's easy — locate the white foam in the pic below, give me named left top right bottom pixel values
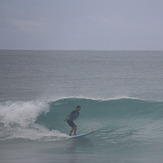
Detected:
left=0, top=100, right=48, bottom=126
left=0, top=100, right=69, bottom=141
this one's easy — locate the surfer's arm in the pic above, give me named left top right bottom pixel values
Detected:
left=73, top=116, right=78, bottom=120
left=64, top=113, right=71, bottom=121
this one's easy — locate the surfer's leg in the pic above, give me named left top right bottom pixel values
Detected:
left=69, top=128, right=73, bottom=136
left=69, top=124, right=76, bottom=136
left=67, top=120, right=74, bottom=136
left=73, top=124, right=77, bottom=135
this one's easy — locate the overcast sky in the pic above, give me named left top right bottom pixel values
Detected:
left=0, top=0, right=163, bottom=50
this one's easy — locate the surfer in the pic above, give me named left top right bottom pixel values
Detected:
left=64, top=106, right=81, bottom=136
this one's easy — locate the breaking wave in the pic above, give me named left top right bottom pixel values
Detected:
left=1, top=97, right=163, bottom=142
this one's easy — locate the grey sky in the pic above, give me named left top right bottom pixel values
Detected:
left=0, top=0, right=162, bottom=50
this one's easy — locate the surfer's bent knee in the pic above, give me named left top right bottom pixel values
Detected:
left=74, top=124, right=77, bottom=129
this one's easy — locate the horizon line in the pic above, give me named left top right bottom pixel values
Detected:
left=0, top=49, right=163, bottom=51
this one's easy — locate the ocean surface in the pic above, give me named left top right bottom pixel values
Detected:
left=0, top=50, right=163, bottom=163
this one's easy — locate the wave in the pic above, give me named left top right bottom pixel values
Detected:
left=0, top=97, right=163, bottom=142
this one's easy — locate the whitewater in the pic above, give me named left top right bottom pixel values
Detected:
left=0, top=50, right=163, bottom=163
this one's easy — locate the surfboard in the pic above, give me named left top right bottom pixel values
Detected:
left=70, top=131, right=94, bottom=138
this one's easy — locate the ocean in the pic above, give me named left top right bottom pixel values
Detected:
left=0, top=50, right=163, bottom=163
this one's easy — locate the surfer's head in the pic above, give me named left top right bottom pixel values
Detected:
left=76, top=105, right=81, bottom=111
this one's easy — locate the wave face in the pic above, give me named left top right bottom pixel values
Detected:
left=36, top=98, right=163, bottom=141
left=1, top=98, right=163, bottom=143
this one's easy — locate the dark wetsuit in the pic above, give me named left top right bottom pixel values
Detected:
left=67, top=110, right=79, bottom=127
